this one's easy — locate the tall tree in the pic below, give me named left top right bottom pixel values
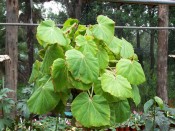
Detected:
left=57, top=0, right=84, bottom=19
left=5, top=0, right=18, bottom=116
left=18, top=0, right=47, bottom=78
left=148, top=7, right=156, bottom=76
left=157, top=4, right=169, bottom=103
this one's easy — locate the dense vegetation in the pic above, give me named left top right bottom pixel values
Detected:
left=0, top=0, right=175, bottom=130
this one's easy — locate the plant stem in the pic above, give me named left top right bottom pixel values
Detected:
left=2, top=76, right=4, bottom=89
left=90, top=86, right=94, bottom=98
left=152, top=104, right=156, bottom=130
left=88, top=90, right=91, bottom=97
left=109, top=60, right=119, bottom=63
left=55, top=115, right=58, bottom=131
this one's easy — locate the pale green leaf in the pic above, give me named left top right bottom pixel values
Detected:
left=65, top=49, right=99, bottom=84
left=75, top=35, right=98, bottom=55
left=132, top=85, right=141, bottom=106
left=101, top=72, right=132, bottom=99
left=71, top=92, right=110, bottom=127
left=96, top=46, right=109, bottom=69
left=154, top=96, right=164, bottom=109
left=110, top=100, right=131, bottom=124
left=41, top=44, right=64, bottom=74
left=116, top=59, right=146, bottom=85
left=106, top=36, right=122, bottom=55
left=37, top=20, right=68, bottom=46
left=92, top=15, right=115, bottom=43
left=94, top=80, right=120, bottom=103
left=120, top=38, right=134, bottom=58
left=27, top=79, right=60, bottom=114
left=51, top=58, right=68, bottom=92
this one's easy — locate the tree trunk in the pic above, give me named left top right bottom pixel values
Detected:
left=149, top=7, right=155, bottom=76
left=157, top=4, right=169, bottom=103
left=150, top=30, right=155, bottom=74
left=75, top=0, right=83, bottom=20
left=5, top=0, right=18, bottom=117
left=24, top=0, right=34, bottom=77
left=27, top=27, right=34, bottom=76
left=136, top=30, right=144, bottom=68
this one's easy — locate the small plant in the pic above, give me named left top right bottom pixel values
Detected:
left=27, top=15, right=146, bottom=129
left=0, top=88, right=15, bottom=130
left=143, top=96, right=172, bottom=131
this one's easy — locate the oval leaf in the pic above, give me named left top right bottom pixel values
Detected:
left=116, top=59, right=146, bottom=85
left=37, top=20, right=68, bottom=46
left=132, top=85, right=141, bottom=106
left=71, top=92, right=110, bottom=127
left=101, top=72, right=132, bottom=99
left=154, top=96, right=164, bottom=109
left=51, top=58, right=68, bottom=92
left=65, top=49, right=99, bottom=84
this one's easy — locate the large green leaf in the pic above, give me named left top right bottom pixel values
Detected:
left=92, top=15, right=115, bottom=43
left=37, top=20, right=68, bottom=46
left=51, top=58, right=68, bottom=92
left=75, top=35, right=98, bottom=55
left=116, top=59, right=146, bottom=85
left=110, top=100, right=131, bottom=124
left=27, top=79, right=60, bottom=114
left=96, top=46, right=109, bottom=69
left=101, top=72, right=132, bottom=99
left=106, top=36, right=122, bottom=55
left=28, top=60, right=41, bottom=83
left=71, top=92, right=110, bottom=127
left=132, top=85, right=141, bottom=106
left=65, top=49, right=99, bottom=84
left=41, top=44, right=64, bottom=74
left=120, top=38, right=134, bottom=58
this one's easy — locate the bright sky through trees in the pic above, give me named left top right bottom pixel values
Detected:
left=43, top=1, right=64, bottom=15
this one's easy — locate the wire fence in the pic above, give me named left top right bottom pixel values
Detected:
left=0, top=23, right=175, bottom=30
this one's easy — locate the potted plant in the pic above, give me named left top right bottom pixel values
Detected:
left=27, top=15, right=146, bottom=129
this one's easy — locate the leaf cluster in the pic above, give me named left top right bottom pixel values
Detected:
left=27, top=15, right=146, bottom=128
